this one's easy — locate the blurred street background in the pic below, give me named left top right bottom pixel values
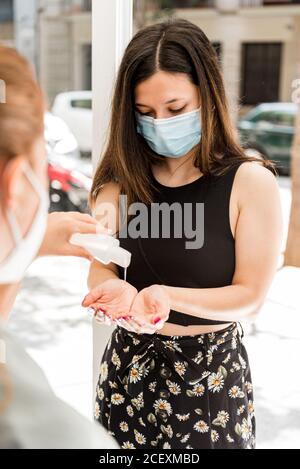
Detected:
left=2, top=0, right=300, bottom=449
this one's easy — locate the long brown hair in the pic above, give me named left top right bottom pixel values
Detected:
left=90, top=18, right=276, bottom=211
left=0, top=45, right=44, bottom=160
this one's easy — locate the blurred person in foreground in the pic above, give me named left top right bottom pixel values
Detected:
left=0, top=45, right=118, bottom=449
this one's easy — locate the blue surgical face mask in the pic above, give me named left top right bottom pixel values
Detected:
left=135, top=106, right=201, bottom=158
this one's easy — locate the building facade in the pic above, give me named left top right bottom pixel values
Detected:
left=150, top=0, right=300, bottom=119
left=38, top=0, right=91, bottom=105
left=2, top=1, right=300, bottom=114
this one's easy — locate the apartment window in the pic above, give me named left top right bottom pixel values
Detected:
left=71, top=99, right=92, bottom=110
left=0, top=0, right=13, bottom=22
left=212, top=41, right=222, bottom=65
left=240, top=43, right=282, bottom=105
left=82, top=0, right=92, bottom=11
left=271, top=111, right=296, bottom=127
left=82, top=44, right=92, bottom=90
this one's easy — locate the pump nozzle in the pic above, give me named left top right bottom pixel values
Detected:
left=109, top=246, right=131, bottom=269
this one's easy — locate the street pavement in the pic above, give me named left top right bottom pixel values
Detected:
left=8, top=176, right=300, bottom=449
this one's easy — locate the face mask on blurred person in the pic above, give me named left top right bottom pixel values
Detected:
left=135, top=106, right=201, bottom=158
left=0, top=165, right=49, bottom=284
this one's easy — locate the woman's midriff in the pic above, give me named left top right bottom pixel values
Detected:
left=156, top=321, right=233, bottom=336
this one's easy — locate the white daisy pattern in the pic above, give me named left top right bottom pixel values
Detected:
left=97, top=386, right=104, bottom=401
left=94, top=402, right=100, bottom=420
left=166, top=380, right=182, bottom=395
left=121, top=441, right=135, bottom=449
left=99, top=361, right=108, bottom=385
left=192, top=383, right=205, bottom=397
left=94, top=323, right=255, bottom=449
left=119, top=421, right=129, bottom=432
left=228, top=386, right=245, bottom=399
left=153, top=399, right=173, bottom=416
left=112, top=349, right=121, bottom=370
left=148, top=381, right=157, bottom=393
left=129, top=363, right=144, bottom=383
left=211, top=430, right=220, bottom=443
left=134, top=429, right=146, bottom=445
left=126, top=405, right=134, bottom=417
left=194, top=420, right=209, bottom=433
left=174, top=361, right=186, bottom=377
left=111, top=393, right=125, bottom=405
left=208, top=372, right=225, bottom=393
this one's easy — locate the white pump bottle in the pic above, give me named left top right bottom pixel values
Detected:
left=69, top=233, right=131, bottom=269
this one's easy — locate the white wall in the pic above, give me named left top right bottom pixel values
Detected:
left=91, top=0, right=133, bottom=402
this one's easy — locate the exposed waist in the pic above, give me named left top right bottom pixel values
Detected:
left=158, top=321, right=233, bottom=337
left=165, top=308, right=232, bottom=328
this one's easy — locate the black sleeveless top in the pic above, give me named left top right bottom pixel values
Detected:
left=117, top=162, right=242, bottom=326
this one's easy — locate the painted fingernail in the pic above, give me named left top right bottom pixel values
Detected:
left=116, top=318, right=125, bottom=328
left=94, top=313, right=105, bottom=323
left=87, top=307, right=96, bottom=316
left=152, top=317, right=161, bottom=325
left=96, top=309, right=105, bottom=316
left=104, top=314, right=113, bottom=326
left=119, top=318, right=135, bottom=332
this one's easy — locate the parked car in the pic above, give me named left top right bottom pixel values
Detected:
left=45, top=111, right=92, bottom=213
left=44, top=112, right=80, bottom=161
left=52, top=91, right=92, bottom=158
left=237, top=102, right=297, bottom=175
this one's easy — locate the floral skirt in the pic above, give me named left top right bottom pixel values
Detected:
left=94, top=322, right=255, bottom=449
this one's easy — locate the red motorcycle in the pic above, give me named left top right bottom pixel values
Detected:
left=48, top=161, right=92, bottom=213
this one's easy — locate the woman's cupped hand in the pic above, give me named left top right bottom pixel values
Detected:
left=81, top=279, right=170, bottom=334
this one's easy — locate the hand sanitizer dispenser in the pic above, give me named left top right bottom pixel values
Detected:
left=69, top=233, right=131, bottom=269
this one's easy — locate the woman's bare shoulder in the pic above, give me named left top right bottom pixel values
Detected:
left=92, top=181, right=121, bottom=207
left=233, top=161, right=279, bottom=208
left=236, top=160, right=276, bottom=180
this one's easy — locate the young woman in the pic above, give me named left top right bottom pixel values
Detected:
left=83, top=19, right=283, bottom=449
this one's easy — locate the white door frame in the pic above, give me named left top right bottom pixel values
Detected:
left=91, top=0, right=133, bottom=402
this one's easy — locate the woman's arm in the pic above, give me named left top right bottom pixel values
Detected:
left=87, top=182, right=121, bottom=290
left=161, top=162, right=284, bottom=323
left=0, top=212, right=105, bottom=321
left=83, top=183, right=146, bottom=331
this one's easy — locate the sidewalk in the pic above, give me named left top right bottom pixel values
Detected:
left=8, top=177, right=300, bottom=449
left=244, top=266, right=300, bottom=449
